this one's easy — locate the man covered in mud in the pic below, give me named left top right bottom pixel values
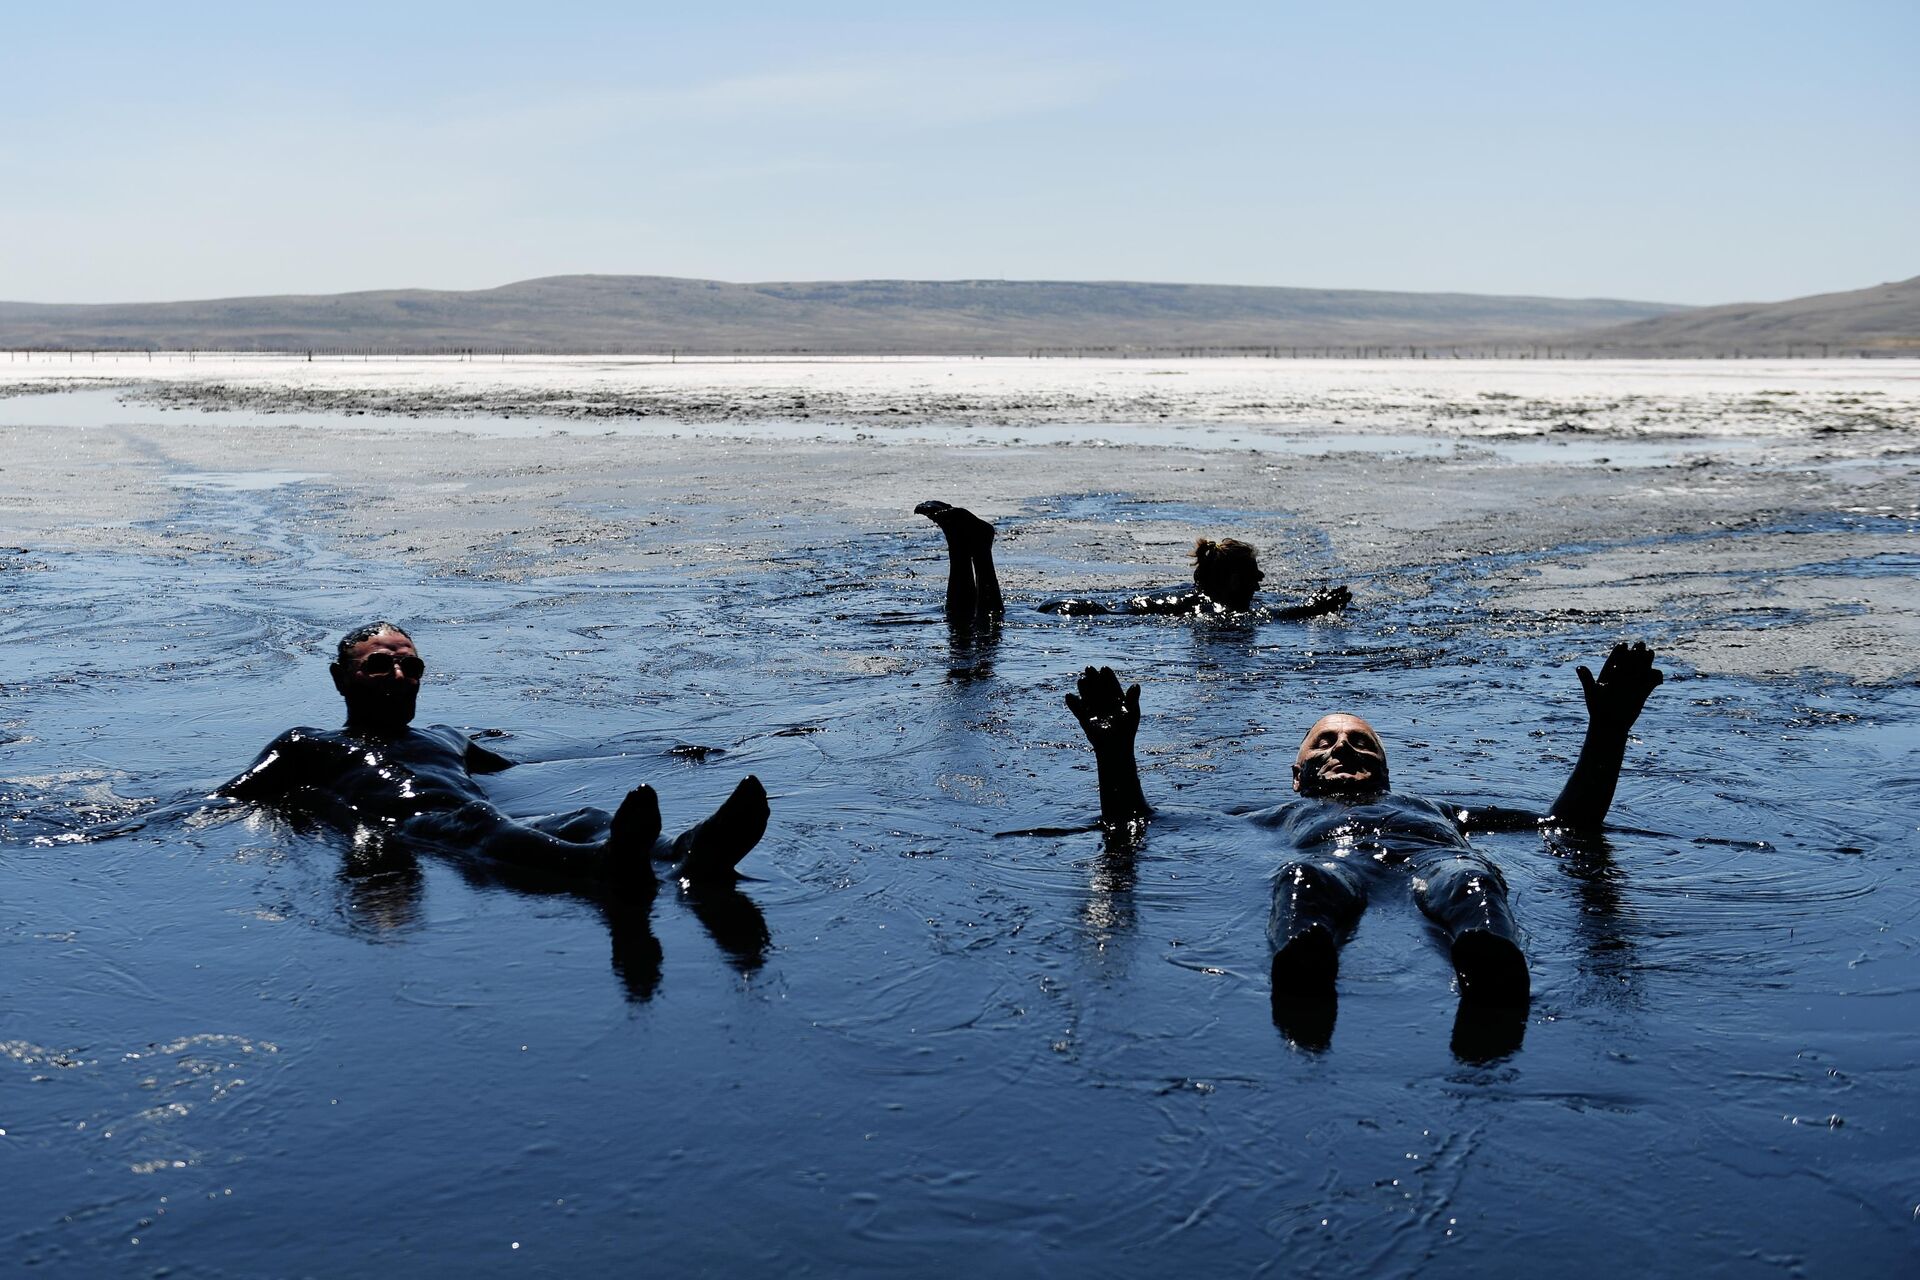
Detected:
left=914, top=500, right=1350, bottom=626
left=218, top=622, right=769, bottom=891
left=1063, top=643, right=1664, bottom=1008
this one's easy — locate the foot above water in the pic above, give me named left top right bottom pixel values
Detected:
left=606, top=784, right=662, bottom=893
left=671, top=775, right=771, bottom=883
left=914, top=500, right=995, bottom=545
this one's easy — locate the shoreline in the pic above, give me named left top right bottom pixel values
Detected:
left=2, top=359, right=1915, bottom=685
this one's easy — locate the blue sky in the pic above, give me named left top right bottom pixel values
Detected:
left=3, top=1, right=1913, bottom=304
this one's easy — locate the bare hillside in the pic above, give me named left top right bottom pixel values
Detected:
left=0, top=275, right=1681, bottom=353
left=1570, top=275, right=1920, bottom=355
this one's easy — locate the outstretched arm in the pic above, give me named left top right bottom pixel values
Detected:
left=1547, top=642, right=1664, bottom=829
left=1064, top=666, right=1151, bottom=825
left=1267, top=583, right=1352, bottom=621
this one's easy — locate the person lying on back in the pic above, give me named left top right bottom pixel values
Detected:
left=218, top=622, right=769, bottom=892
left=1062, top=643, right=1665, bottom=1008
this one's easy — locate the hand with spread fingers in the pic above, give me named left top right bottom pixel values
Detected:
left=1550, top=640, right=1665, bottom=828
left=1063, top=665, right=1151, bottom=824
left=1577, top=641, right=1664, bottom=734
left=1065, top=665, right=1141, bottom=753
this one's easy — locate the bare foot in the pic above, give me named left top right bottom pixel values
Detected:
left=607, top=785, right=662, bottom=892
left=671, top=776, right=770, bottom=883
left=914, top=500, right=995, bottom=547
left=612, top=785, right=662, bottom=849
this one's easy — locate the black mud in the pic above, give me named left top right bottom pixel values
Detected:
left=2, top=418, right=1917, bottom=1275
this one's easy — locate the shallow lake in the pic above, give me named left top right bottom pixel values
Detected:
left=3, top=402, right=1917, bottom=1274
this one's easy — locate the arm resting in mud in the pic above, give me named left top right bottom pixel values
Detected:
left=1266, top=584, right=1353, bottom=621
left=1064, top=666, right=1152, bottom=824
left=464, top=736, right=516, bottom=774
left=1450, top=804, right=1550, bottom=834
left=1547, top=642, right=1664, bottom=829
left=1038, top=597, right=1115, bottom=616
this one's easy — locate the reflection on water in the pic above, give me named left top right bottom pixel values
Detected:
left=2, top=442, right=1918, bottom=1272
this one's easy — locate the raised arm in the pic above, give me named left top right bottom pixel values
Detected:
left=1547, top=642, right=1664, bottom=829
left=1064, top=666, right=1151, bottom=825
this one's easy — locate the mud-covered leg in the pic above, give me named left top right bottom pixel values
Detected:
left=967, top=521, right=1004, bottom=619
left=526, top=806, right=613, bottom=844
left=1413, top=851, right=1529, bottom=1005
left=667, top=775, right=770, bottom=883
left=1268, top=858, right=1367, bottom=998
left=915, top=500, right=978, bottom=621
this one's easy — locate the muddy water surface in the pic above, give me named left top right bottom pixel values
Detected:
left=3, top=410, right=1917, bottom=1275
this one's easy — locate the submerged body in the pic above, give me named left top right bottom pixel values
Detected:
left=914, top=500, right=1349, bottom=625
left=1038, top=583, right=1352, bottom=619
left=1245, top=791, right=1521, bottom=1002
left=221, top=623, right=767, bottom=889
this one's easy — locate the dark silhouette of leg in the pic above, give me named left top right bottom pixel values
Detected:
left=683, top=880, right=773, bottom=972
left=1268, top=858, right=1367, bottom=999
left=598, top=895, right=664, bottom=1002
left=916, top=500, right=1003, bottom=623
left=665, top=775, right=770, bottom=883
left=1450, top=997, right=1528, bottom=1063
left=969, top=527, right=1003, bottom=618
left=1413, top=851, right=1529, bottom=1005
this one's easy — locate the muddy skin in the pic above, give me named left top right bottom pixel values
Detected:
left=914, top=499, right=1350, bottom=621
left=914, top=499, right=1004, bottom=627
left=1065, top=645, right=1664, bottom=1044
left=217, top=624, right=771, bottom=891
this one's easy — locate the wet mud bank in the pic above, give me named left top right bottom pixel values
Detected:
left=3, top=366, right=1916, bottom=685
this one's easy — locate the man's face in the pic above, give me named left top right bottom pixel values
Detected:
left=331, top=629, right=422, bottom=727
left=1292, top=713, right=1389, bottom=796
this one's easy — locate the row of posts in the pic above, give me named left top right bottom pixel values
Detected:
left=1, top=344, right=1883, bottom=361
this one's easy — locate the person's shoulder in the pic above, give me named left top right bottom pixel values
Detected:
left=1386, top=790, right=1450, bottom=815
left=1240, top=799, right=1304, bottom=826
left=406, top=723, right=482, bottom=752
left=265, top=725, right=343, bottom=751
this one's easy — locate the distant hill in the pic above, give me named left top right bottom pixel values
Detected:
left=1568, top=275, right=1920, bottom=355
left=0, top=275, right=1684, bottom=354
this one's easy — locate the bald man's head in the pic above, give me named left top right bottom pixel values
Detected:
left=1292, top=713, right=1390, bottom=797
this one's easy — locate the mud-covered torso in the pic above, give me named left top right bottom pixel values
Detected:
left=226, top=723, right=488, bottom=826
left=1243, top=792, right=1471, bottom=865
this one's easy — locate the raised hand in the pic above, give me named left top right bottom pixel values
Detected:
left=1550, top=640, right=1663, bottom=828
left=1065, top=665, right=1141, bottom=753
left=1064, top=666, right=1151, bottom=823
left=1577, top=641, right=1664, bottom=733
